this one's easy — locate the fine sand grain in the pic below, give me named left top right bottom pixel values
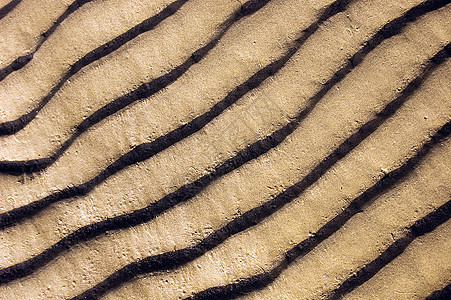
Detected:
left=0, top=0, right=450, bottom=299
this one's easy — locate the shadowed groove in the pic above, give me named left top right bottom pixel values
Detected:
left=0, top=0, right=96, bottom=81
left=0, top=0, right=353, bottom=227
left=426, top=283, right=451, bottom=299
left=0, top=0, right=21, bottom=20
left=73, top=119, right=451, bottom=299
left=326, top=199, right=451, bottom=300
left=190, top=193, right=451, bottom=300
left=0, top=7, right=447, bottom=283
left=0, top=1, right=449, bottom=299
left=0, top=0, right=191, bottom=134
left=0, top=0, right=272, bottom=168
left=2, top=43, right=448, bottom=293
left=1, top=0, right=448, bottom=174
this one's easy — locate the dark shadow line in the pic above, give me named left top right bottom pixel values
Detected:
left=2, top=0, right=448, bottom=174
left=73, top=111, right=451, bottom=299
left=0, top=0, right=350, bottom=228
left=190, top=193, right=451, bottom=300
left=69, top=49, right=450, bottom=298
left=0, top=0, right=270, bottom=167
left=0, top=0, right=191, bottom=134
left=0, top=3, right=448, bottom=286
left=426, top=283, right=451, bottom=300
left=326, top=199, right=451, bottom=300
left=0, top=0, right=97, bottom=81
left=0, top=0, right=275, bottom=138
left=0, top=0, right=22, bottom=20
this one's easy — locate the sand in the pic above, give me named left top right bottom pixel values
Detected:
left=0, top=0, right=450, bottom=299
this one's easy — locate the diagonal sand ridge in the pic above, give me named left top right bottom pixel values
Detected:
left=0, top=0, right=450, bottom=299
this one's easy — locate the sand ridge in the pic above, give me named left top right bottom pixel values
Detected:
left=0, top=0, right=450, bottom=299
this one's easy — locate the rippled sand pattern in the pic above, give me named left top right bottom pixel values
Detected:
left=0, top=0, right=450, bottom=299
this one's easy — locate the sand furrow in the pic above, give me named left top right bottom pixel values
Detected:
left=0, top=0, right=450, bottom=298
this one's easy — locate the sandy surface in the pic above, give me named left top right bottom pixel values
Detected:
left=0, top=0, right=450, bottom=299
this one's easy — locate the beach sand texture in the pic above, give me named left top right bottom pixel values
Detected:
left=0, top=0, right=450, bottom=299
